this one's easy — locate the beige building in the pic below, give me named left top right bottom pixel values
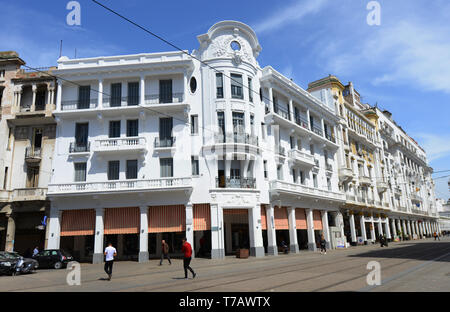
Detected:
left=0, top=51, right=56, bottom=254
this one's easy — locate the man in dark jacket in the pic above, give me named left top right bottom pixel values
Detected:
left=159, top=239, right=171, bottom=265
left=181, top=238, right=196, bottom=279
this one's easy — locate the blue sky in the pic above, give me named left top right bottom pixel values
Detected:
left=1, top=0, right=449, bottom=200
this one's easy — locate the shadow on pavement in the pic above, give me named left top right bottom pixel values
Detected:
left=348, top=242, right=450, bottom=262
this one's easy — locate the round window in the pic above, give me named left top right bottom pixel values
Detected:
left=230, top=41, right=241, bottom=51
left=190, top=77, right=197, bottom=93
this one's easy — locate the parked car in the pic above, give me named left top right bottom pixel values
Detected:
left=0, top=251, right=39, bottom=276
left=32, top=249, right=73, bottom=269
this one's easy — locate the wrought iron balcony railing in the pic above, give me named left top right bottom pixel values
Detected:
left=69, top=142, right=90, bottom=153
left=154, top=137, right=176, bottom=148
left=215, top=177, right=256, bottom=189
left=144, top=93, right=184, bottom=105
left=103, top=96, right=140, bottom=107
left=61, top=99, right=98, bottom=110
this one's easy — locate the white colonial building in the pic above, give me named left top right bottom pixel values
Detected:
left=45, top=21, right=440, bottom=263
left=45, top=21, right=349, bottom=263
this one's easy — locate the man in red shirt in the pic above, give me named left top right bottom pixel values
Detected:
left=181, top=237, right=196, bottom=279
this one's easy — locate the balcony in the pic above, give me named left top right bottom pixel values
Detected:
left=394, top=187, right=402, bottom=195
left=312, top=125, right=323, bottom=137
left=103, top=96, right=140, bottom=108
left=94, top=137, right=147, bottom=154
left=25, top=147, right=42, bottom=163
left=47, top=177, right=193, bottom=196
left=346, top=194, right=356, bottom=202
left=339, top=167, right=353, bottom=182
left=273, top=104, right=291, bottom=120
left=61, top=99, right=98, bottom=111
left=69, top=142, right=90, bottom=154
left=325, top=163, right=333, bottom=172
left=367, top=198, right=375, bottom=206
left=410, top=193, right=422, bottom=202
left=270, top=180, right=345, bottom=202
left=325, top=132, right=336, bottom=143
left=359, top=175, right=372, bottom=186
left=154, top=137, right=176, bottom=149
left=0, top=190, right=11, bottom=202
left=144, top=93, right=189, bottom=113
left=376, top=179, right=388, bottom=192
left=294, top=115, right=309, bottom=130
left=397, top=206, right=407, bottom=212
left=215, top=177, right=256, bottom=189
left=288, top=149, right=315, bottom=167
left=357, top=196, right=367, bottom=204
left=12, top=188, right=47, bottom=201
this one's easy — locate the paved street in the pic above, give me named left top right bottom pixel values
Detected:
left=1, top=238, right=449, bottom=292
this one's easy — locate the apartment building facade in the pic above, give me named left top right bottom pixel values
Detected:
left=0, top=51, right=56, bottom=254
left=45, top=21, right=350, bottom=263
left=308, top=75, right=440, bottom=245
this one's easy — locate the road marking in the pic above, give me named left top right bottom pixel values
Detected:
left=359, top=249, right=450, bottom=292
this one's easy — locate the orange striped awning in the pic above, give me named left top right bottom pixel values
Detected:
left=261, top=205, right=267, bottom=230
left=193, top=204, right=211, bottom=231
left=148, top=205, right=186, bottom=233
left=223, top=209, right=248, bottom=223
left=104, top=207, right=140, bottom=234
left=313, top=210, right=323, bottom=230
left=60, top=209, right=95, bottom=236
left=274, top=206, right=289, bottom=230
left=295, top=208, right=307, bottom=230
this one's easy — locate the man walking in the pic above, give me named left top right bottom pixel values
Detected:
left=159, top=239, right=171, bottom=265
left=181, top=237, right=196, bottom=279
left=33, top=246, right=39, bottom=257
left=104, top=242, right=117, bottom=281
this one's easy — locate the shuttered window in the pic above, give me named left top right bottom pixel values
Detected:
left=160, top=158, right=173, bottom=178
left=74, top=162, right=87, bottom=182
left=313, top=210, right=323, bottom=230
left=108, top=161, right=120, bottom=180
left=111, top=83, right=122, bottom=107
left=216, top=73, right=223, bottom=98
left=261, top=205, right=267, bottom=230
left=159, top=79, right=172, bottom=103
left=128, top=82, right=139, bottom=106
left=231, top=74, right=243, bottom=99
left=109, top=121, right=121, bottom=138
left=126, top=119, right=138, bottom=137
left=126, top=160, right=137, bottom=180
left=78, top=86, right=91, bottom=109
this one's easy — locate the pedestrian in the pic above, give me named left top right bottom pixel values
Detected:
left=104, top=242, right=117, bottom=281
left=159, top=239, right=171, bottom=265
left=32, top=246, right=39, bottom=257
left=181, top=237, right=196, bottom=279
left=433, top=232, right=437, bottom=240
left=319, top=234, right=326, bottom=254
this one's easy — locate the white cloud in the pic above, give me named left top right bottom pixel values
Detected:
left=414, top=133, right=450, bottom=162
left=324, top=19, right=450, bottom=94
left=253, top=0, right=329, bottom=34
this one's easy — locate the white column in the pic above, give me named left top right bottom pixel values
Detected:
left=360, top=215, right=367, bottom=243
left=321, top=118, right=325, bottom=137
left=385, top=217, right=391, bottom=239
left=249, top=205, right=264, bottom=257
left=378, top=218, right=384, bottom=237
left=56, top=80, right=62, bottom=111
left=93, top=208, right=104, bottom=264
left=349, top=213, right=357, bottom=243
left=407, top=220, right=412, bottom=238
left=139, top=206, right=149, bottom=263
left=140, top=74, right=145, bottom=105
left=288, top=99, right=294, bottom=121
left=266, top=204, right=278, bottom=255
left=47, top=207, right=61, bottom=250
left=31, top=84, right=37, bottom=111
left=419, top=221, right=424, bottom=238
left=210, top=204, right=224, bottom=259
left=402, top=220, right=407, bottom=238
left=321, top=210, right=331, bottom=249
left=306, top=209, right=316, bottom=251
left=391, top=219, right=397, bottom=239
left=306, top=109, right=311, bottom=130
left=287, top=207, right=299, bottom=253
left=370, top=219, right=376, bottom=242
left=98, top=78, right=103, bottom=109
left=5, top=212, right=15, bottom=252
left=268, top=87, right=274, bottom=113
left=185, top=203, right=194, bottom=258
left=397, top=219, right=402, bottom=237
